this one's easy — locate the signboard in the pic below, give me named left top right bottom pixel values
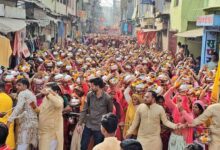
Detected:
left=197, top=15, right=214, bottom=26
left=204, top=32, right=217, bottom=63
left=5, top=6, right=25, bottom=19
left=0, top=4, right=4, bottom=17
left=197, top=15, right=220, bottom=26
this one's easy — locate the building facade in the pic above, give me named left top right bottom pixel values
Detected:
left=170, top=0, right=204, bottom=57
left=197, top=0, right=220, bottom=66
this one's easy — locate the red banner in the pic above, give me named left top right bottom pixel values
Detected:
left=136, top=30, right=157, bottom=46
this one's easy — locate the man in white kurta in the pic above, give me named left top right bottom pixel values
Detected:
left=191, top=103, right=220, bottom=150
left=38, top=87, right=64, bottom=150
left=126, top=91, right=178, bottom=150
left=7, top=78, right=38, bottom=150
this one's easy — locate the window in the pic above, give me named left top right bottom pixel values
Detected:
left=63, top=0, right=68, bottom=5
left=174, top=0, right=179, bottom=7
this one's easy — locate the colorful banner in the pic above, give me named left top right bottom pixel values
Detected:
left=136, top=30, right=156, bottom=45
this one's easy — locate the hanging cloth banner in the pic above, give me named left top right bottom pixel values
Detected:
left=136, top=30, right=157, bottom=45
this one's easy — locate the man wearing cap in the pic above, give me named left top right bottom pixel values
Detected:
left=76, top=77, right=113, bottom=150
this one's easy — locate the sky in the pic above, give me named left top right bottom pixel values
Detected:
left=100, top=0, right=113, bottom=7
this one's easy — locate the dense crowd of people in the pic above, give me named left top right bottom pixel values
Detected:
left=0, top=34, right=220, bottom=150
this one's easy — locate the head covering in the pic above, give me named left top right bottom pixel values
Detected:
left=172, top=95, right=191, bottom=123
left=193, top=100, right=205, bottom=111
left=178, top=84, right=190, bottom=93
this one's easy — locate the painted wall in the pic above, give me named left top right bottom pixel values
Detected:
left=170, top=0, right=182, bottom=32
left=170, top=0, right=204, bottom=57
left=206, top=0, right=220, bottom=8
left=170, top=0, right=204, bottom=32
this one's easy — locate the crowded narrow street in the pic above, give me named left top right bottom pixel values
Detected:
left=1, top=0, right=220, bottom=150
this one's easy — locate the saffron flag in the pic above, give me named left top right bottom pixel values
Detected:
left=211, top=61, right=220, bottom=103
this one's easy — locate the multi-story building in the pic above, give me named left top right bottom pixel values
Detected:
left=0, top=0, right=26, bottom=34
left=120, top=0, right=172, bottom=49
left=154, top=0, right=171, bottom=51
left=170, top=0, right=204, bottom=57
left=196, top=0, right=220, bottom=65
left=0, top=0, right=77, bottom=46
left=120, top=0, right=136, bottom=35
left=41, top=0, right=77, bottom=45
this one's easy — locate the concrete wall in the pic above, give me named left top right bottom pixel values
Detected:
left=41, top=0, right=56, bottom=12
left=170, top=0, right=204, bottom=32
left=187, top=39, right=202, bottom=57
left=162, top=31, right=168, bottom=50
left=0, top=0, right=16, bottom=7
left=170, top=0, right=182, bottom=31
left=206, top=0, right=220, bottom=8
left=56, top=2, right=67, bottom=15
left=170, top=0, right=204, bottom=57
left=41, top=0, right=75, bottom=15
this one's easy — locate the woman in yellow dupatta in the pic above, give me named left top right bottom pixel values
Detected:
left=0, top=82, right=15, bottom=149
left=123, top=94, right=143, bottom=138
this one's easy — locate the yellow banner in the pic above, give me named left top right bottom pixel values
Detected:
left=211, top=62, right=220, bottom=103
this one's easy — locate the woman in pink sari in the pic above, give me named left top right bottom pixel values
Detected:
left=164, top=86, right=194, bottom=149
left=179, top=100, right=208, bottom=149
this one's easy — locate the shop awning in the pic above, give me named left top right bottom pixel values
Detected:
left=142, top=29, right=161, bottom=32
left=0, top=18, right=26, bottom=34
left=175, top=28, right=203, bottom=38
left=22, top=0, right=47, bottom=9
left=203, top=6, right=220, bottom=11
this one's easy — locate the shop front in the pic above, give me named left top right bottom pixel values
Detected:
left=197, top=14, right=220, bottom=66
